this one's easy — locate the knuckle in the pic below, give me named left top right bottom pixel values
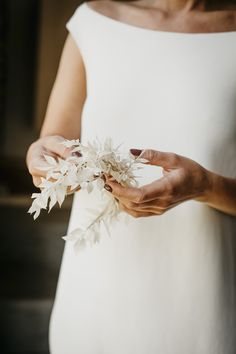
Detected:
left=119, top=202, right=126, bottom=211
left=32, top=176, right=41, bottom=187
left=169, top=152, right=179, bottom=164
left=144, top=149, right=156, bottom=161
left=160, top=208, right=168, bottom=215
left=161, top=199, right=170, bottom=208
left=127, top=201, right=136, bottom=209
left=135, top=188, right=145, bottom=203
left=114, top=189, right=122, bottom=199
left=59, top=145, right=71, bottom=159
left=132, top=211, right=140, bottom=218
left=27, top=141, right=38, bottom=155
left=156, top=209, right=164, bottom=215
left=28, top=162, right=37, bottom=176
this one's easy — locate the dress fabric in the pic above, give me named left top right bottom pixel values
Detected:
left=49, top=3, right=236, bottom=353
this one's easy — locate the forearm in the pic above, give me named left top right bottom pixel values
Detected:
left=197, top=171, right=236, bottom=217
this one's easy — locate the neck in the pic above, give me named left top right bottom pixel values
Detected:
left=142, top=0, right=208, bottom=12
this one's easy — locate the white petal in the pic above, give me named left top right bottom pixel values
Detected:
left=62, top=228, right=84, bottom=242
left=86, top=182, right=94, bottom=193
left=102, top=219, right=111, bottom=238
left=74, top=238, right=87, bottom=253
left=48, top=193, right=57, bottom=212
left=33, top=209, right=41, bottom=220
left=61, top=139, right=80, bottom=148
left=96, top=178, right=105, bottom=191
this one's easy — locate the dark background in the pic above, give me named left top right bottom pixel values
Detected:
left=0, top=1, right=81, bottom=353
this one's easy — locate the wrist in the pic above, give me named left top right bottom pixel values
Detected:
left=194, top=168, right=216, bottom=203
left=196, top=169, right=223, bottom=205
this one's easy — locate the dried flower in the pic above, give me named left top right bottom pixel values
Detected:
left=28, top=137, right=148, bottom=253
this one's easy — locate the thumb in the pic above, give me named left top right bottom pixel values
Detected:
left=130, top=148, right=179, bottom=169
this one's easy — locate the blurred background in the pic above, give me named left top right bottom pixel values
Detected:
left=0, top=1, right=82, bottom=353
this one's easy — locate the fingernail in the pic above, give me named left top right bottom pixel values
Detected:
left=72, top=152, right=82, bottom=157
left=130, top=149, right=142, bottom=156
left=104, top=184, right=112, bottom=192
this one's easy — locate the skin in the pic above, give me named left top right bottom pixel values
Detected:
left=26, top=0, right=236, bottom=217
left=26, top=31, right=86, bottom=188
left=104, top=150, right=236, bottom=217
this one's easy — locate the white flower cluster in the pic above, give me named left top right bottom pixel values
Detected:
left=28, top=137, right=148, bottom=252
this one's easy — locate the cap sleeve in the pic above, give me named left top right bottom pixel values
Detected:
left=65, top=3, right=86, bottom=54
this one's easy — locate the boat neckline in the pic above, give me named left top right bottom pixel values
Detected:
left=84, top=2, right=236, bottom=36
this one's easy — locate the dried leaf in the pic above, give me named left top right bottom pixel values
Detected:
left=29, top=137, right=148, bottom=252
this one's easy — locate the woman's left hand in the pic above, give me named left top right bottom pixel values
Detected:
left=104, top=149, right=212, bottom=218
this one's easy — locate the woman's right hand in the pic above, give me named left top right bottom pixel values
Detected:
left=26, top=135, right=80, bottom=192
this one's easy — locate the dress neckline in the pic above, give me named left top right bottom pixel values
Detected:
left=84, top=2, right=236, bottom=36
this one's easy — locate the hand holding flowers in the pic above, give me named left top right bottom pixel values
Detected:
left=27, top=137, right=148, bottom=252
left=27, top=137, right=236, bottom=253
left=104, top=148, right=212, bottom=218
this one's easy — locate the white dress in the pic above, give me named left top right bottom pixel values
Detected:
left=49, top=3, right=236, bottom=353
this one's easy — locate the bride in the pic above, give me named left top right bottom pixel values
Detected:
left=26, top=1, right=236, bottom=353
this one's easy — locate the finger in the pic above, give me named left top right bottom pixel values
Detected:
left=119, top=196, right=168, bottom=214
left=121, top=198, right=168, bottom=211
left=29, top=154, right=57, bottom=178
left=118, top=201, right=156, bottom=218
left=43, top=135, right=78, bottom=159
left=32, top=176, right=42, bottom=188
left=120, top=197, right=183, bottom=215
left=130, top=148, right=180, bottom=170
left=29, top=138, right=81, bottom=178
left=104, top=180, right=145, bottom=203
left=141, top=199, right=183, bottom=213
left=105, top=177, right=168, bottom=203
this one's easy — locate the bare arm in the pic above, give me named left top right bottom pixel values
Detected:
left=26, top=34, right=86, bottom=187
left=196, top=172, right=236, bottom=217
left=103, top=149, right=236, bottom=218
left=40, top=33, right=86, bottom=139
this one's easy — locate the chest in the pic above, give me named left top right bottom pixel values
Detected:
left=109, top=3, right=236, bottom=33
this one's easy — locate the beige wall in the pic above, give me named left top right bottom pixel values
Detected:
left=34, top=0, right=81, bottom=132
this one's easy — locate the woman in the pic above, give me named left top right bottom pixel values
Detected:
left=26, top=0, right=236, bottom=353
